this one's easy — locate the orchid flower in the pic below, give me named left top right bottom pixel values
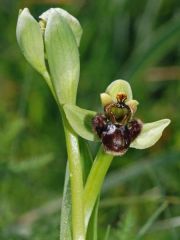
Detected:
left=64, top=79, right=170, bottom=156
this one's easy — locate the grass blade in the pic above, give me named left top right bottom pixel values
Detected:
left=126, top=18, right=180, bottom=82
left=136, top=202, right=168, bottom=240
left=104, top=225, right=111, bottom=240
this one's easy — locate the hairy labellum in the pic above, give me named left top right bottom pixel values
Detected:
left=101, top=123, right=130, bottom=156
left=128, top=119, right=142, bottom=142
left=92, top=115, right=142, bottom=156
left=92, top=114, right=107, bottom=138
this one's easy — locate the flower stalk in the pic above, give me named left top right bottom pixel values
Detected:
left=84, top=146, right=113, bottom=229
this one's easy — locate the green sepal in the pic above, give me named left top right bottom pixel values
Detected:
left=63, top=104, right=98, bottom=141
left=39, top=8, right=83, bottom=46
left=45, top=12, right=80, bottom=105
left=16, top=8, right=49, bottom=79
left=130, top=119, right=171, bottom=149
left=105, top=79, right=133, bottom=101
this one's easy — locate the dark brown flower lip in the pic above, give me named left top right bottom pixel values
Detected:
left=101, top=123, right=131, bottom=155
left=92, top=114, right=142, bottom=156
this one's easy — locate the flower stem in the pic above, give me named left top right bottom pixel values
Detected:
left=84, top=146, right=113, bottom=229
left=62, top=113, right=85, bottom=240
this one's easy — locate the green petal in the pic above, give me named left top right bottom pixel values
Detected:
left=45, top=12, right=80, bottom=105
left=16, top=8, right=48, bottom=77
left=100, top=93, right=113, bottom=106
left=63, top=104, right=98, bottom=141
left=130, top=119, right=171, bottom=149
left=106, top=79, right=133, bottom=101
left=39, top=8, right=82, bottom=46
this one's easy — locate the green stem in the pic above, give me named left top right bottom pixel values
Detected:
left=62, top=114, right=85, bottom=240
left=84, top=146, right=113, bottom=229
left=42, top=72, right=85, bottom=239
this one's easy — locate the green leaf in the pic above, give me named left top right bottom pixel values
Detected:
left=130, top=119, right=171, bottom=149
left=45, top=12, right=80, bottom=105
left=60, top=164, right=72, bottom=240
left=39, top=8, right=82, bottom=46
left=16, top=8, right=49, bottom=81
left=105, top=79, right=133, bottom=101
left=63, top=104, right=98, bottom=141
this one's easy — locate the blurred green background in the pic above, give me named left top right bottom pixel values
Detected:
left=0, top=0, right=180, bottom=239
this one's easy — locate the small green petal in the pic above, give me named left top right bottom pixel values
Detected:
left=39, top=8, right=82, bottom=46
left=106, top=80, right=133, bottom=101
left=126, top=100, right=139, bottom=114
left=63, top=104, right=98, bottom=141
left=45, top=12, right=80, bottom=105
left=130, top=119, right=171, bottom=149
left=100, top=93, right=113, bottom=106
left=16, top=8, right=48, bottom=77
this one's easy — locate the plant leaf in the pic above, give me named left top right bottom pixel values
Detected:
left=60, top=163, right=72, bottom=240
left=39, top=8, right=82, bottom=46
left=63, top=104, right=98, bottom=141
left=105, top=79, right=133, bottom=101
left=130, top=119, right=171, bottom=149
left=16, top=8, right=49, bottom=80
left=45, top=12, right=80, bottom=105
